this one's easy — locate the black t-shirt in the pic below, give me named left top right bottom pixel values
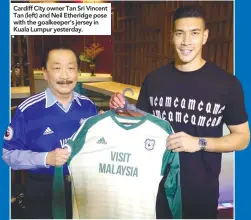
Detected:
left=136, top=61, right=248, bottom=202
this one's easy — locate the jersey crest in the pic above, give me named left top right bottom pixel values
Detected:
left=4, top=126, right=14, bottom=141
left=144, top=138, right=155, bottom=150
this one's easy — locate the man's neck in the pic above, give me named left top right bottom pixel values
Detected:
left=57, top=95, right=73, bottom=108
left=175, top=57, right=206, bottom=72
left=50, top=89, right=73, bottom=108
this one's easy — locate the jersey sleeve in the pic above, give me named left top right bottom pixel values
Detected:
left=3, top=107, right=27, bottom=151
left=136, top=76, right=151, bottom=113
left=159, top=122, right=182, bottom=219
left=223, top=77, right=248, bottom=125
left=161, top=149, right=182, bottom=219
left=2, top=108, right=48, bottom=170
left=52, top=117, right=92, bottom=220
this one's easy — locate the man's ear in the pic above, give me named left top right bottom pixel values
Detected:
left=171, top=31, right=174, bottom=45
left=43, top=68, right=48, bottom=80
left=203, top=29, right=209, bottom=45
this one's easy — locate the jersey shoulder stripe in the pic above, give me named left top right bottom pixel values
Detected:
left=19, top=95, right=46, bottom=112
left=75, top=93, right=95, bottom=105
left=18, top=92, right=45, bottom=109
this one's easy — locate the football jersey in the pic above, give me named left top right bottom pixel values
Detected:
left=3, top=89, right=97, bottom=175
left=53, top=110, right=182, bottom=219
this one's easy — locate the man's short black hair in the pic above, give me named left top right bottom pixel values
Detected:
left=43, top=46, right=79, bottom=69
left=173, top=5, right=206, bottom=27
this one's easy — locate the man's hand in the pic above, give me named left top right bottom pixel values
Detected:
left=46, top=148, right=70, bottom=167
left=109, top=92, right=125, bottom=110
left=167, top=132, right=200, bottom=153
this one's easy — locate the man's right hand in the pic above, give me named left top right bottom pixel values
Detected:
left=46, top=148, right=70, bottom=167
left=109, top=92, right=125, bottom=110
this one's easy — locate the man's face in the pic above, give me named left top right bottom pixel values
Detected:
left=172, top=17, right=209, bottom=65
left=43, top=49, right=78, bottom=97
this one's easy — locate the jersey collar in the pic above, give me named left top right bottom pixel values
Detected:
left=45, top=88, right=82, bottom=109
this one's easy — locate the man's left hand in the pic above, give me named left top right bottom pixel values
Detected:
left=167, top=132, right=200, bottom=153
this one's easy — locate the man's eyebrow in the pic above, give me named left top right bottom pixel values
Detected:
left=50, top=62, right=76, bottom=65
left=191, top=28, right=201, bottom=31
left=51, top=62, right=61, bottom=65
left=174, top=28, right=202, bottom=32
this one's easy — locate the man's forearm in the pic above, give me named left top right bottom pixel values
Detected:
left=2, top=148, right=48, bottom=170
left=205, top=132, right=250, bottom=153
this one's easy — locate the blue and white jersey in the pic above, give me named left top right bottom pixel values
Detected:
left=2, top=88, right=97, bottom=175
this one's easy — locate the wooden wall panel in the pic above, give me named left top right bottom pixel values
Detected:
left=112, top=1, right=234, bottom=86
left=11, top=36, right=30, bottom=87
left=32, top=35, right=112, bottom=73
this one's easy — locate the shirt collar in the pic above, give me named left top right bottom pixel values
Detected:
left=45, top=88, right=82, bottom=108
